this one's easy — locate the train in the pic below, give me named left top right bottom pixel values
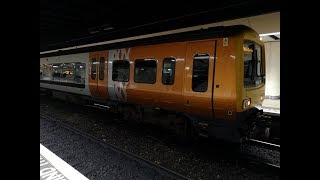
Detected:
left=40, top=25, right=271, bottom=143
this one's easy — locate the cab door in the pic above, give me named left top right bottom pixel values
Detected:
left=89, top=51, right=108, bottom=99
left=184, top=40, right=216, bottom=118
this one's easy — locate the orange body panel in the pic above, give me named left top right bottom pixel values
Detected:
left=213, top=37, right=238, bottom=120
left=126, top=42, right=186, bottom=112
left=89, top=51, right=108, bottom=99
left=184, top=40, right=215, bottom=118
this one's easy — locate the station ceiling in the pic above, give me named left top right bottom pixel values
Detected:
left=40, top=0, right=280, bottom=52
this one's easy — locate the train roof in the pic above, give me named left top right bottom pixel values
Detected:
left=40, top=25, right=257, bottom=58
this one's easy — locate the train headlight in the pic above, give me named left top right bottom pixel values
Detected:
left=243, top=98, right=251, bottom=109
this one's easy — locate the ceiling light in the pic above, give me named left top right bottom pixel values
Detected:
left=89, top=30, right=100, bottom=34
left=103, top=27, right=114, bottom=31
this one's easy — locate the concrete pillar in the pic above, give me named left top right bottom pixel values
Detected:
left=264, top=41, right=280, bottom=99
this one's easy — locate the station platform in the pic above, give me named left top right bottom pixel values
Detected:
left=257, top=98, right=280, bottom=114
left=40, top=144, right=88, bottom=180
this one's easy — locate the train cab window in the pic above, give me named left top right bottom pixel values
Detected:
left=91, top=58, right=97, bottom=80
left=243, top=40, right=264, bottom=88
left=162, top=58, right=176, bottom=85
left=134, top=59, right=157, bottom=84
left=192, top=54, right=209, bottom=92
left=112, top=60, right=130, bottom=82
left=99, top=57, right=105, bottom=80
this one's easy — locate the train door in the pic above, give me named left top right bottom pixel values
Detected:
left=184, top=40, right=216, bottom=118
left=89, top=51, right=108, bottom=99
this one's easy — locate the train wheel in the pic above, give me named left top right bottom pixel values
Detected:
left=131, top=105, right=144, bottom=123
left=185, top=118, right=198, bottom=145
left=116, top=104, right=127, bottom=122
left=175, top=116, right=197, bottom=145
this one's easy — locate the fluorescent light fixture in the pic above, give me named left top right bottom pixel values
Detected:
left=259, top=32, right=280, bottom=37
left=89, top=30, right=99, bottom=34
left=103, top=27, right=114, bottom=31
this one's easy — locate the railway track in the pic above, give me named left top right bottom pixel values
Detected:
left=264, top=112, right=280, bottom=144
left=41, top=111, right=280, bottom=176
left=239, top=153, right=280, bottom=171
left=240, top=138, right=280, bottom=171
left=40, top=112, right=189, bottom=180
left=247, top=138, right=280, bottom=151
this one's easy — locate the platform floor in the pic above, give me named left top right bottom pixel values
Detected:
left=257, top=98, right=280, bottom=114
left=40, top=144, right=88, bottom=180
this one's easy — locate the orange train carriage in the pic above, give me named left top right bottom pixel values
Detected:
left=40, top=25, right=271, bottom=143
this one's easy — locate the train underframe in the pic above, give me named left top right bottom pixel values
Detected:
left=41, top=88, right=272, bottom=144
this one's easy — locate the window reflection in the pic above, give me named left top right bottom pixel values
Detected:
left=40, top=62, right=86, bottom=85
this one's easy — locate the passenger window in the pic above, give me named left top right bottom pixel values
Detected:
left=40, top=64, right=54, bottom=80
left=99, top=57, right=105, bottom=80
left=52, top=63, right=62, bottom=80
left=162, top=58, right=176, bottom=85
left=91, top=58, right=96, bottom=80
left=134, top=59, right=157, bottom=84
left=112, top=60, right=130, bottom=82
left=192, top=54, right=209, bottom=92
left=40, top=62, right=86, bottom=88
left=74, top=62, right=86, bottom=84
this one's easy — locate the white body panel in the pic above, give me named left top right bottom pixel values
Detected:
left=107, top=48, right=131, bottom=102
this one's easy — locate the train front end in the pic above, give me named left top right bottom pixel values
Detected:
left=237, top=30, right=271, bottom=142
